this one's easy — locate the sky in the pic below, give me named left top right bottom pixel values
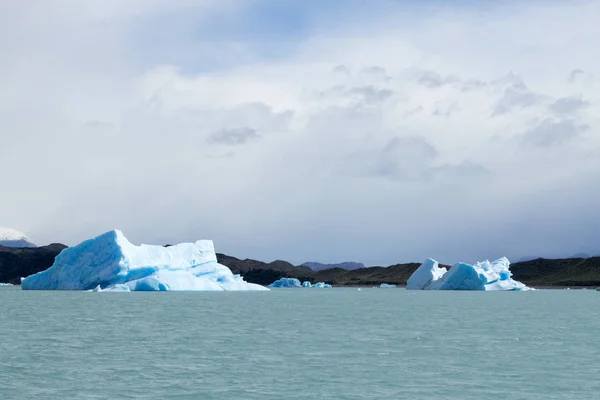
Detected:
left=1, top=0, right=599, bottom=266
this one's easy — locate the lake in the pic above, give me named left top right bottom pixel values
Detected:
left=1, top=286, right=598, bottom=399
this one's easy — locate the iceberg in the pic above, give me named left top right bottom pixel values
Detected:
left=268, top=279, right=332, bottom=288
left=379, top=283, right=397, bottom=288
left=406, top=257, right=530, bottom=291
left=0, top=282, right=14, bottom=286
left=268, top=278, right=302, bottom=288
left=21, top=230, right=268, bottom=292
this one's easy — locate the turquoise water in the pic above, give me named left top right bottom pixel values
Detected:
left=1, top=287, right=599, bottom=399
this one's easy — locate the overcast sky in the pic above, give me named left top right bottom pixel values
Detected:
left=1, top=0, right=599, bottom=265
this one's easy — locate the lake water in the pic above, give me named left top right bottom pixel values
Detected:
left=1, top=286, right=599, bottom=399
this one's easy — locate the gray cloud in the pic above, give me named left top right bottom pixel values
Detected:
left=360, top=66, right=391, bottom=82
left=332, top=64, right=350, bottom=75
left=337, top=136, right=439, bottom=182
left=373, top=136, right=438, bottom=180
left=568, top=69, right=585, bottom=83
left=520, top=118, right=590, bottom=147
left=414, top=70, right=460, bottom=88
left=492, top=71, right=521, bottom=86
left=493, top=81, right=543, bottom=115
left=549, top=96, right=589, bottom=116
left=461, top=79, right=487, bottom=92
left=208, top=127, right=260, bottom=145
left=85, top=120, right=115, bottom=129
left=432, top=102, right=461, bottom=118
left=403, top=106, right=424, bottom=117
left=315, top=85, right=394, bottom=106
left=348, top=86, right=394, bottom=105
left=429, top=162, right=491, bottom=182
left=349, top=137, right=489, bottom=184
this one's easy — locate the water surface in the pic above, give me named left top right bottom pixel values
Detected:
left=1, top=287, right=598, bottom=399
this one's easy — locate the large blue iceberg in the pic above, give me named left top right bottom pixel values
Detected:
left=406, top=257, right=530, bottom=291
left=21, top=230, right=268, bottom=292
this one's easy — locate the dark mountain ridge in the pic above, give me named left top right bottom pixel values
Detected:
left=0, top=244, right=67, bottom=285
left=301, top=261, right=366, bottom=271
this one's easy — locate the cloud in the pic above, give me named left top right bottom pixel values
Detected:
left=1, top=0, right=600, bottom=265
left=429, top=162, right=491, bottom=183
left=413, top=69, right=460, bottom=88
left=332, top=64, right=350, bottom=75
left=493, top=81, right=543, bottom=115
left=432, top=101, right=461, bottom=118
left=313, top=85, right=394, bottom=106
left=208, top=127, right=260, bottom=145
left=549, top=96, right=590, bottom=116
left=360, top=66, right=391, bottom=82
left=568, top=69, right=585, bottom=83
left=347, top=86, right=394, bottom=105
left=372, top=136, right=438, bottom=180
left=461, top=79, right=487, bottom=92
left=520, top=118, right=590, bottom=147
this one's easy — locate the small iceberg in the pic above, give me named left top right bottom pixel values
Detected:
left=407, top=257, right=530, bottom=291
left=269, top=278, right=302, bottom=288
left=379, top=283, right=397, bottom=288
left=268, top=279, right=332, bottom=288
left=21, top=230, right=268, bottom=292
left=0, top=282, right=14, bottom=287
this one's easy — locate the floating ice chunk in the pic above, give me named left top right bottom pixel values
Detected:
left=21, top=230, right=268, bottom=292
left=312, top=282, right=332, bottom=288
left=102, top=284, right=132, bottom=292
left=269, top=278, right=302, bottom=288
left=302, top=281, right=312, bottom=287
left=406, top=258, right=447, bottom=290
left=0, top=282, right=14, bottom=286
left=407, top=257, right=530, bottom=291
left=379, top=283, right=396, bottom=288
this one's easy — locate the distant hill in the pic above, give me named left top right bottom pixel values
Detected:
left=300, top=261, right=366, bottom=271
left=216, top=253, right=313, bottom=286
left=509, top=257, right=600, bottom=287
left=0, top=243, right=67, bottom=284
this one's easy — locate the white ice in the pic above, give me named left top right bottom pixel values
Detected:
left=406, top=258, right=447, bottom=290
left=406, top=257, right=530, bottom=291
left=21, top=230, right=268, bottom=292
left=379, top=283, right=397, bottom=288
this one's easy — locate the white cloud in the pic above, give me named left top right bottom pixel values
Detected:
left=1, top=0, right=599, bottom=264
